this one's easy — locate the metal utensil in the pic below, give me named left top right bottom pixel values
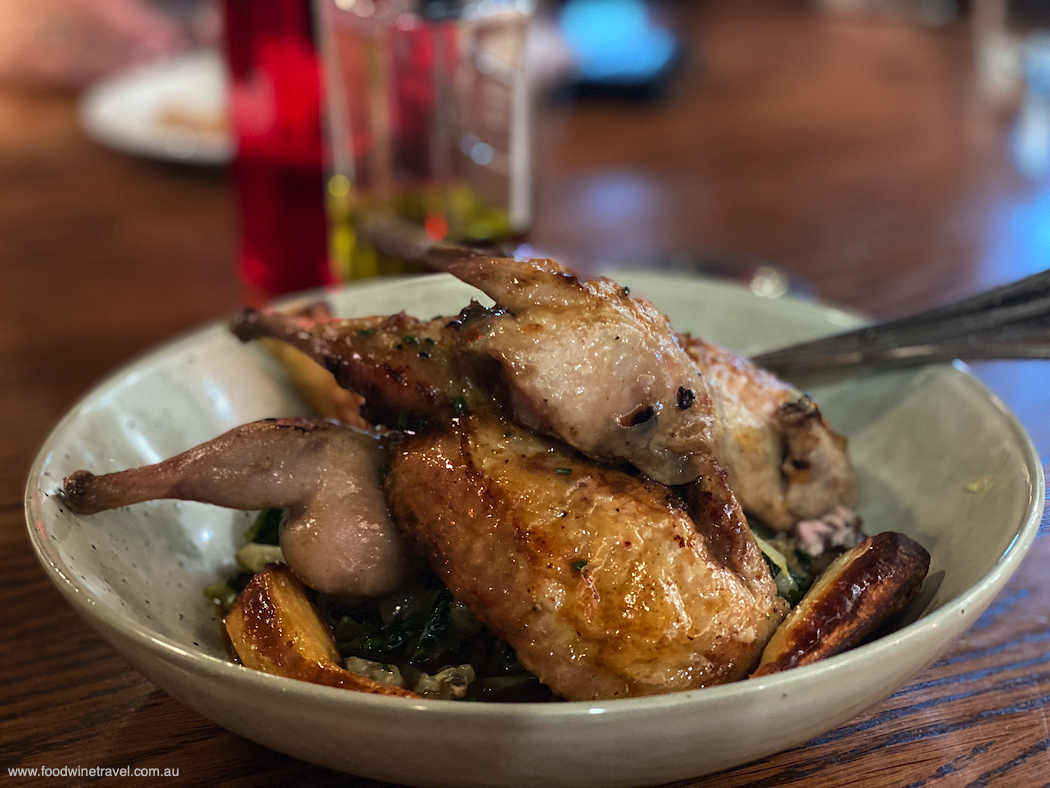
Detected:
left=749, top=269, right=1050, bottom=375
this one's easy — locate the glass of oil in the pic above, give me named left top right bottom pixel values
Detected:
left=316, top=0, right=536, bottom=278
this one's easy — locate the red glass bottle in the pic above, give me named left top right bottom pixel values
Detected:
left=221, top=0, right=334, bottom=304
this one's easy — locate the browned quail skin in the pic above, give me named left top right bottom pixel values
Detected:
left=232, top=255, right=857, bottom=529
left=384, top=414, right=788, bottom=701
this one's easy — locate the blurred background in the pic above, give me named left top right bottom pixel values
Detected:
left=4, top=0, right=1049, bottom=298
left=6, top=0, right=1050, bottom=440
left=6, top=2, right=1050, bottom=784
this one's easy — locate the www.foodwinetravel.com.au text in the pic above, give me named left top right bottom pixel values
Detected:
left=7, top=765, right=179, bottom=778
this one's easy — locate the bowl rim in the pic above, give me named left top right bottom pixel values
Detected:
left=24, top=274, right=1047, bottom=721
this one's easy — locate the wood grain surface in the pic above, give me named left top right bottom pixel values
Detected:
left=4, top=1, right=1050, bottom=785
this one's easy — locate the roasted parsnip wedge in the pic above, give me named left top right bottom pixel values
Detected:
left=752, top=532, right=930, bottom=677
left=225, top=564, right=419, bottom=698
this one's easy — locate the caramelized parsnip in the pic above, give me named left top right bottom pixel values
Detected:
left=752, top=532, right=930, bottom=678
left=226, top=564, right=418, bottom=698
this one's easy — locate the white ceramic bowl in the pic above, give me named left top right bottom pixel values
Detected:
left=26, top=273, right=1044, bottom=788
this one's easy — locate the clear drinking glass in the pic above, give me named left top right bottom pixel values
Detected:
left=316, top=0, right=536, bottom=278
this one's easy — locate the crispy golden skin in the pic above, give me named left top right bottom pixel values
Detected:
left=232, top=260, right=858, bottom=530
left=385, top=415, right=788, bottom=701
left=235, top=255, right=721, bottom=487
left=233, top=309, right=489, bottom=427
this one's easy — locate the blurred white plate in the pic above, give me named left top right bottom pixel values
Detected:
left=25, top=273, right=1045, bottom=787
left=79, top=49, right=231, bottom=165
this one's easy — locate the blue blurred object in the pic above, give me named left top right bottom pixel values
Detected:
left=1012, top=34, right=1050, bottom=181
left=556, top=0, right=683, bottom=99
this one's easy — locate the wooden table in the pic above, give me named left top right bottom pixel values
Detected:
left=4, top=1, right=1050, bottom=784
